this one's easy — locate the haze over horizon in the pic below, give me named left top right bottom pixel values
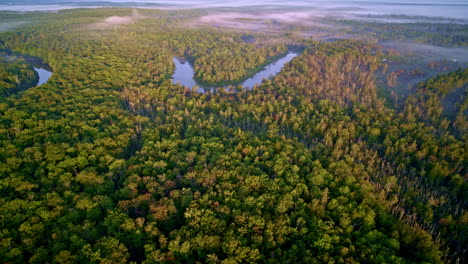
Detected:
left=0, top=0, right=467, bottom=21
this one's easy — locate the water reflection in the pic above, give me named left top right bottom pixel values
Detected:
left=172, top=52, right=298, bottom=93
left=242, top=52, right=298, bottom=89
left=33, top=67, right=52, bottom=86
left=172, top=57, right=200, bottom=90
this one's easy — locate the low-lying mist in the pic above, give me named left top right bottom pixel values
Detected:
left=383, top=42, right=468, bottom=64
left=187, top=11, right=339, bottom=33
left=87, top=9, right=142, bottom=29
left=0, top=21, right=28, bottom=32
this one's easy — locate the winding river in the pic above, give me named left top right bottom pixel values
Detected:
left=172, top=51, right=298, bottom=93
left=1, top=49, right=53, bottom=94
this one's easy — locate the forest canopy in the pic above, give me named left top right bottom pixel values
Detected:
left=0, top=7, right=466, bottom=264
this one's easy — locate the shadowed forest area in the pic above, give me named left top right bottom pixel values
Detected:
left=0, top=6, right=466, bottom=264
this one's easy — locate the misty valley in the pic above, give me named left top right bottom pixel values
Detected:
left=0, top=1, right=466, bottom=264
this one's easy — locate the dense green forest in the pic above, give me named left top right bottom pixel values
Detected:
left=0, top=8, right=466, bottom=264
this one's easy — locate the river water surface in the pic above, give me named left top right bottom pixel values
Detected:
left=33, top=67, right=52, bottom=86
left=172, top=51, right=298, bottom=93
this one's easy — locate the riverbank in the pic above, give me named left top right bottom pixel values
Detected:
left=173, top=48, right=302, bottom=92
left=0, top=49, right=53, bottom=95
left=190, top=47, right=303, bottom=88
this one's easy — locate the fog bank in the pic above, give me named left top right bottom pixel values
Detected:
left=1, top=1, right=467, bottom=21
